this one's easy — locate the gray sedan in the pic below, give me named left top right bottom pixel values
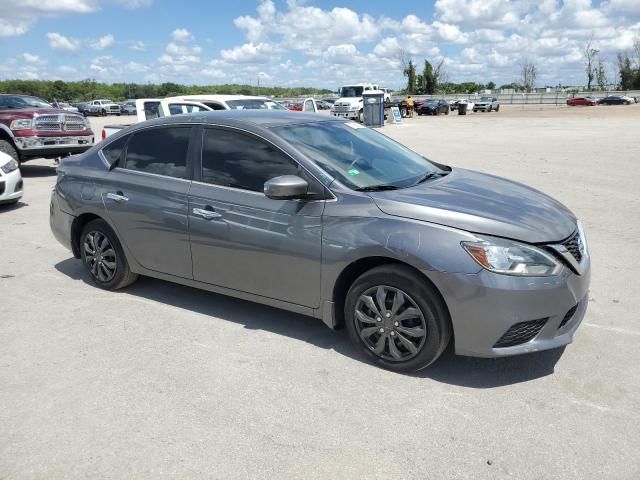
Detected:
left=50, top=111, right=590, bottom=371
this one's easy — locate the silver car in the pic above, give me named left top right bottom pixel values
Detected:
left=50, top=111, right=590, bottom=371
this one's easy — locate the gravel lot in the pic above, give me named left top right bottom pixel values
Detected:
left=1, top=105, right=639, bottom=479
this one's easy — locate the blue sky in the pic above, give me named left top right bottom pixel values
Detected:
left=1, top=0, right=639, bottom=89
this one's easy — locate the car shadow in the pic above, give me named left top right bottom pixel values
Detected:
left=55, top=257, right=566, bottom=389
left=19, top=163, right=57, bottom=177
left=0, top=200, right=28, bottom=211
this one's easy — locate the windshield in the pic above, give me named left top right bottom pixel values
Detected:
left=272, top=121, right=444, bottom=190
left=479, top=96, right=492, bottom=102
left=226, top=99, right=285, bottom=110
left=426, top=100, right=438, bottom=106
left=2, top=95, right=52, bottom=109
left=340, top=87, right=364, bottom=98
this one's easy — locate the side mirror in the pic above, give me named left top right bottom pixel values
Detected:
left=264, top=175, right=308, bottom=200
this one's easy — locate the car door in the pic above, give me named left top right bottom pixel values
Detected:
left=101, top=125, right=197, bottom=279
left=302, top=98, right=318, bottom=113
left=188, top=126, right=325, bottom=308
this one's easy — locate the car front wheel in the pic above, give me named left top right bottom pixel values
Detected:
left=80, top=219, right=138, bottom=290
left=344, top=265, right=452, bottom=372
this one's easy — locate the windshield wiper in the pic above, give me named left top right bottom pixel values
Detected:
left=413, top=171, right=449, bottom=186
left=355, top=184, right=401, bottom=192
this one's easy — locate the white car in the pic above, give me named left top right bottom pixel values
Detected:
left=0, top=151, right=23, bottom=205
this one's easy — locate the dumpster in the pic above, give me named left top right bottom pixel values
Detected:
left=362, top=90, right=385, bottom=127
left=458, top=102, right=468, bottom=115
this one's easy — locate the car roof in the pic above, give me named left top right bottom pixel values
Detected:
left=131, top=110, right=345, bottom=130
left=168, top=94, right=277, bottom=102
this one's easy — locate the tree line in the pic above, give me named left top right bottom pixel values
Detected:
left=0, top=79, right=334, bottom=102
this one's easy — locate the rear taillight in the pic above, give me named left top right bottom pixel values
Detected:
left=101, top=129, right=106, bottom=141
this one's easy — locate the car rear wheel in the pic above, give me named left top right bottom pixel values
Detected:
left=344, top=265, right=452, bottom=372
left=0, top=139, right=19, bottom=163
left=495, top=105, right=500, bottom=112
left=80, top=219, right=138, bottom=290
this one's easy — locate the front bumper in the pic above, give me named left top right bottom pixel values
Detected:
left=14, top=135, right=94, bottom=159
left=426, top=257, right=591, bottom=358
left=0, top=168, right=23, bottom=203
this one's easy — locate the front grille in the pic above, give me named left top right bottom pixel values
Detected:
left=493, top=318, right=547, bottom=348
left=559, top=304, right=578, bottom=329
left=562, top=230, right=583, bottom=263
left=63, top=114, right=86, bottom=131
left=33, top=114, right=85, bottom=132
left=34, top=115, right=62, bottom=131
left=333, top=105, right=350, bottom=112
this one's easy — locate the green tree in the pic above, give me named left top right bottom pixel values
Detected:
left=423, top=60, right=435, bottom=95
left=486, top=81, right=496, bottom=91
left=403, top=60, right=417, bottom=95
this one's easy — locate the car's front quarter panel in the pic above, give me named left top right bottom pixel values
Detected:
left=320, top=192, right=483, bottom=308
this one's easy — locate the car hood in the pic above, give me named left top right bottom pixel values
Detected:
left=1, top=108, right=74, bottom=117
left=334, top=98, right=363, bottom=106
left=370, top=168, right=576, bottom=243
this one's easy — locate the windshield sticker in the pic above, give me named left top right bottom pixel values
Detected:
left=345, top=122, right=366, bottom=130
left=347, top=168, right=360, bottom=176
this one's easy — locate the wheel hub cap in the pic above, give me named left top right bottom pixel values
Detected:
left=354, top=285, right=427, bottom=362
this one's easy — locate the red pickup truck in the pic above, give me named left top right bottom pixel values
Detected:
left=0, top=94, right=94, bottom=163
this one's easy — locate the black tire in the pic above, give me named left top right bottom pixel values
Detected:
left=344, top=265, right=452, bottom=372
left=101, top=109, right=107, bottom=116
left=445, top=109, right=449, bottom=115
left=495, top=104, right=500, bottom=112
left=488, top=105, right=492, bottom=112
left=80, top=219, right=138, bottom=290
left=0, top=139, right=19, bottom=163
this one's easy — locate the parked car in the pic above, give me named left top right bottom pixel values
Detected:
left=316, top=100, right=333, bottom=110
left=120, top=101, right=137, bottom=115
left=287, top=103, right=303, bottom=111
left=0, top=94, right=94, bottom=163
left=417, top=99, right=449, bottom=116
left=71, top=102, right=100, bottom=116
left=566, top=96, right=597, bottom=106
left=0, top=150, right=23, bottom=205
left=598, top=95, right=633, bottom=105
left=89, top=99, right=121, bottom=115
left=473, top=96, right=500, bottom=112
left=50, top=111, right=590, bottom=372
left=52, top=101, right=80, bottom=113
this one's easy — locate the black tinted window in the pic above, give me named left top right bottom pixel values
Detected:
left=202, top=128, right=298, bottom=191
left=102, top=135, right=129, bottom=165
left=124, top=127, right=191, bottom=178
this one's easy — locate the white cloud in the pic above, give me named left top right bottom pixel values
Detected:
left=90, top=34, right=115, bottom=50
left=23, top=53, right=45, bottom=64
left=47, top=32, right=80, bottom=51
left=220, top=42, right=279, bottom=63
left=130, top=41, right=146, bottom=51
left=0, top=0, right=149, bottom=37
left=171, top=28, right=193, bottom=42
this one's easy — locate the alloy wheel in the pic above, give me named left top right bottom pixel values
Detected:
left=354, top=285, right=427, bottom=362
left=83, top=230, right=117, bottom=282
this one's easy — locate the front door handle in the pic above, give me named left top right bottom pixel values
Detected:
left=193, top=207, right=222, bottom=220
left=106, top=192, right=129, bottom=202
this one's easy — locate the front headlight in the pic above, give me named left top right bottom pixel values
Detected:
left=1, top=159, right=19, bottom=174
left=10, top=119, right=32, bottom=130
left=462, top=237, right=562, bottom=276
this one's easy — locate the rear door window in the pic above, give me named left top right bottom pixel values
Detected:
left=123, top=126, right=192, bottom=179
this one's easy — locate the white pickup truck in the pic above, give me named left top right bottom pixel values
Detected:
left=101, top=95, right=318, bottom=140
left=330, top=83, right=390, bottom=122
left=90, top=99, right=121, bottom=116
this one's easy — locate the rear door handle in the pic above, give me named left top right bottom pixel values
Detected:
left=106, top=192, right=129, bottom=202
left=193, top=207, right=222, bottom=220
